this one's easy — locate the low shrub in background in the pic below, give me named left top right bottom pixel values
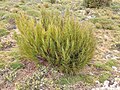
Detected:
left=83, top=0, right=112, bottom=8
left=50, top=0, right=56, bottom=4
left=15, top=10, right=95, bottom=75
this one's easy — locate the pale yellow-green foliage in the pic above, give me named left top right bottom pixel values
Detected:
left=15, top=10, right=95, bottom=75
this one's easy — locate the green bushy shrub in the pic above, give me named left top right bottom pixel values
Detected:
left=15, top=10, right=95, bottom=75
left=83, top=0, right=112, bottom=8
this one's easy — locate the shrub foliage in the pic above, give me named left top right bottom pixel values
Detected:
left=84, top=0, right=112, bottom=8
left=50, top=0, right=56, bottom=4
left=15, top=10, right=95, bottom=75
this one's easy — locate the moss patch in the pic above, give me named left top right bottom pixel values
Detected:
left=10, top=61, right=24, bottom=70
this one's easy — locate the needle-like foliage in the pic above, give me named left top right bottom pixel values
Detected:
left=15, top=10, right=95, bottom=75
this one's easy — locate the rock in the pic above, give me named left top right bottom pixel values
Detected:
left=95, top=80, right=100, bottom=84
left=8, top=18, right=15, bottom=25
left=79, top=10, right=86, bottom=15
left=104, top=35, right=109, bottom=41
left=115, top=43, right=120, bottom=51
left=112, top=50, right=119, bottom=54
left=112, top=66, right=118, bottom=71
left=95, top=80, right=101, bottom=87
left=90, top=72, right=94, bottom=75
left=82, top=15, right=96, bottom=21
left=92, top=76, right=120, bottom=90
left=10, top=8, right=19, bottom=13
left=104, top=51, right=118, bottom=60
left=110, top=81, right=118, bottom=88
left=0, top=16, right=6, bottom=20
left=111, top=56, right=120, bottom=60
left=103, top=80, right=109, bottom=88
left=105, top=54, right=113, bottom=59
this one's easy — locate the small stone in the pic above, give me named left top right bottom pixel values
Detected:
left=40, top=84, right=43, bottom=87
left=112, top=66, right=118, bottom=71
left=103, top=80, right=109, bottom=88
left=113, top=50, right=120, bottom=54
left=110, top=81, right=118, bottom=88
left=10, top=8, right=19, bottom=13
left=87, top=16, right=92, bottom=19
left=6, top=25, right=16, bottom=30
left=95, top=80, right=100, bottom=84
left=90, top=72, right=94, bottom=75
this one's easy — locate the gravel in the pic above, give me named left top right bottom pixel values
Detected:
left=92, top=78, right=120, bottom=90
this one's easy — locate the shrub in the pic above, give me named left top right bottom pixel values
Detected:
left=91, top=18, right=118, bottom=30
left=15, top=10, right=95, bottom=75
left=50, top=0, right=56, bottom=4
left=83, top=0, right=112, bottom=8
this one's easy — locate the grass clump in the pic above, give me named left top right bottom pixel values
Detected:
left=111, top=2, right=120, bottom=11
left=94, top=62, right=112, bottom=71
left=94, top=60, right=118, bottom=71
left=15, top=10, right=95, bottom=75
left=57, top=75, right=83, bottom=85
left=99, top=71, right=111, bottom=83
left=0, top=11, right=8, bottom=17
left=91, top=18, right=113, bottom=25
left=18, top=5, right=31, bottom=11
left=0, top=63, right=5, bottom=69
left=10, top=61, right=24, bottom=70
left=0, top=28, right=9, bottom=37
left=105, top=60, right=117, bottom=67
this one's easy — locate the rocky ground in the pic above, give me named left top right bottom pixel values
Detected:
left=0, top=0, right=120, bottom=90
